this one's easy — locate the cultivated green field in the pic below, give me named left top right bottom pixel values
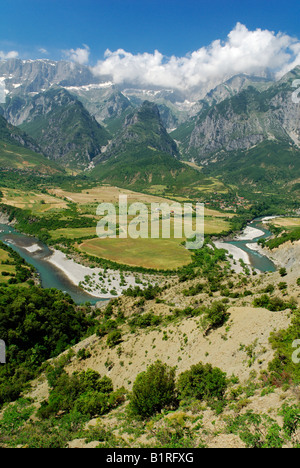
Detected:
left=0, top=182, right=234, bottom=270
left=1, top=188, right=68, bottom=214
left=78, top=236, right=192, bottom=269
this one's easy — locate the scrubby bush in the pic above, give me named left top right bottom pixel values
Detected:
left=106, top=330, right=122, bottom=348
left=128, top=312, right=162, bottom=331
left=38, top=367, right=125, bottom=419
left=129, top=361, right=177, bottom=418
left=200, top=301, right=230, bottom=334
left=177, top=362, right=228, bottom=402
left=253, top=294, right=297, bottom=311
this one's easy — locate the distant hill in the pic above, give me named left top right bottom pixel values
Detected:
left=6, top=88, right=110, bottom=169
left=172, top=67, right=300, bottom=164
left=204, top=140, right=300, bottom=191
left=0, top=114, right=64, bottom=174
left=91, top=101, right=203, bottom=190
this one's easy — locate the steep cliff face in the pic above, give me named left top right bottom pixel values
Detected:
left=173, top=67, right=300, bottom=164
left=91, top=101, right=203, bottom=189
left=186, top=87, right=292, bottom=161
left=15, top=88, right=110, bottom=168
left=0, top=59, right=99, bottom=96
left=97, top=100, right=180, bottom=164
left=263, top=240, right=300, bottom=271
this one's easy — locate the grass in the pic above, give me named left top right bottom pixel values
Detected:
left=49, top=186, right=175, bottom=205
left=203, top=216, right=231, bottom=234
left=0, top=182, right=232, bottom=270
left=78, top=236, right=192, bottom=270
left=0, top=248, right=16, bottom=282
left=77, top=212, right=231, bottom=269
left=1, top=188, right=68, bottom=214
left=272, top=217, right=300, bottom=230
left=0, top=141, right=63, bottom=174
left=50, top=227, right=97, bottom=239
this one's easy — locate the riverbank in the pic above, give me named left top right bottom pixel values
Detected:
left=213, top=217, right=277, bottom=274
left=213, top=241, right=252, bottom=273
left=46, top=249, right=160, bottom=299
left=234, top=226, right=265, bottom=241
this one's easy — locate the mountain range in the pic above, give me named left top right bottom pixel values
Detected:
left=0, top=57, right=300, bottom=195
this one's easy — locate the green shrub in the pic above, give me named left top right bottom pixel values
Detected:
left=38, top=368, right=124, bottom=419
left=129, top=361, right=177, bottom=418
left=106, top=330, right=122, bottom=348
left=203, top=301, right=230, bottom=332
left=177, top=362, right=228, bottom=402
left=253, top=294, right=297, bottom=311
left=128, top=312, right=162, bottom=331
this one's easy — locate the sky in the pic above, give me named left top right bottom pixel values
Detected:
left=1, top=0, right=300, bottom=90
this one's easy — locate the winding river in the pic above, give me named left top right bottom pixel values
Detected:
left=0, top=223, right=105, bottom=305
left=227, top=218, right=277, bottom=273
left=0, top=216, right=277, bottom=304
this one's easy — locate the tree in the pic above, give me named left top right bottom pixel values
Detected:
left=177, top=362, right=227, bottom=402
left=106, top=330, right=122, bottom=348
left=129, top=361, right=176, bottom=417
left=279, top=268, right=287, bottom=277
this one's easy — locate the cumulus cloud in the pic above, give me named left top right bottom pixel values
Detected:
left=0, top=50, right=19, bottom=60
left=38, top=48, right=49, bottom=55
left=63, top=44, right=90, bottom=65
left=91, top=23, right=300, bottom=91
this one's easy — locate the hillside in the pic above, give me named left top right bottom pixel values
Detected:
left=0, top=115, right=64, bottom=174
left=1, top=240, right=298, bottom=448
left=6, top=88, right=110, bottom=169
left=91, top=101, right=205, bottom=191
left=203, top=140, right=300, bottom=194
left=172, top=67, right=300, bottom=166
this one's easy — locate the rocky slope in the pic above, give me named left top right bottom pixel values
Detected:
left=172, top=67, right=300, bottom=164
left=91, top=101, right=205, bottom=189
left=11, top=88, right=110, bottom=169
left=20, top=249, right=300, bottom=448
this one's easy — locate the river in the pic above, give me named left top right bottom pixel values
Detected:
left=227, top=218, right=277, bottom=273
left=0, top=217, right=276, bottom=305
left=0, top=223, right=106, bottom=305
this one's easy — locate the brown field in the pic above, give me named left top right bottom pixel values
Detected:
left=49, top=186, right=175, bottom=205
left=0, top=188, right=68, bottom=213
left=272, top=217, right=300, bottom=229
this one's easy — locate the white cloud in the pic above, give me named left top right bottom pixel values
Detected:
left=0, top=50, right=19, bottom=60
left=38, top=48, right=49, bottom=55
left=63, top=44, right=90, bottom=65
left=91, top=23, right=300, bottom=91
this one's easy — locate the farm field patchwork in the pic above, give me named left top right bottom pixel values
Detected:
left=0, top=188, right=68, bottom=214
left=1, top=183, right=233, bottom=269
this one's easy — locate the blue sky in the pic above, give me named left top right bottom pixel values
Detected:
left=1, top=0, right=300, bottom=62
left=1, top=0, right=300, bottom=91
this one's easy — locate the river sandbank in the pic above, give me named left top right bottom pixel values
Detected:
left=46, top=249, right=159, bottom=299
left=213, top=241, right=251, bottom=273
left=234, top=226, right=265, bottom=241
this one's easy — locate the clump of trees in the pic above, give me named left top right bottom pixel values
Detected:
left=38, top=367, right=126, bottom=419
left=129, top=360, right=228, bottom=418
left=0, top=285, right=95, bottom=407
left=129, top=361, right=176, bottom=418
left=253, top=294, right=297, bottom=312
